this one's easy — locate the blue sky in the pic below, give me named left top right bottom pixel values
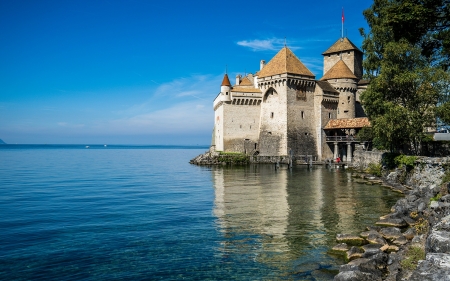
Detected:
left=0, top=0, right=373, bottom=144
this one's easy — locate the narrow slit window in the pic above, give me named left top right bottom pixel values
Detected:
left=271, top=112, right=274, bottom=118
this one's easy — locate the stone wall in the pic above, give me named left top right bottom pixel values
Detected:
left=351, top=148, right=384, bottom=170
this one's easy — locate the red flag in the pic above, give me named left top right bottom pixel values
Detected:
left=342, top=8, right=345, bottom=23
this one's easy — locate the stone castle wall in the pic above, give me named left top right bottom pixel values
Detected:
left=221, top=102, right=260, bottom=153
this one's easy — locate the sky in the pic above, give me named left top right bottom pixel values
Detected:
left=0, top=0, right=374, bottom=145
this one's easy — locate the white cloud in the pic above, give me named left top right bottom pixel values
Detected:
left=237, top=38, right=283, bottom=51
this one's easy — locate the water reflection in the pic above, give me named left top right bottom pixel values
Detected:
left=212, top=165, right=401, bottom=279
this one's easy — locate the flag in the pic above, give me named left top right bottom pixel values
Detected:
left=342, top=8, right=345, bottom=23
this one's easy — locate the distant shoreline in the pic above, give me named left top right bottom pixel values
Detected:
left=0, top=144, right=209, bottom=149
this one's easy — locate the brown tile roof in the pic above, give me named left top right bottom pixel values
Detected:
left=258, top=47, right=315, bottom=78
left=324, top=117, right=371, bottom=129
left=316, top=81, right=339, bottom=93
left=320, top=60, right=357, bottom=81
left=358, top=79, right=370, bottom=85
left=322, top=37, right=362, bottom=55
left=221, top=74, right=231, bottom=86
left=239, top=76, right=253, bottom=86
left=231, top=86, right=262, bottom=93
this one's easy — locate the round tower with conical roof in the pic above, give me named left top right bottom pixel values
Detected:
left=320, top=59, right=358, bottom=119
left=220, top=73, right=232, bottom=101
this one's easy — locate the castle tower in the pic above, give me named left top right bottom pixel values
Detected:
left=257, top=46, right=316, bottom=157
left=320, top=60, right=358, bottom=119
left=322, top=37, right=363, bottom=80
left=220, top=73, right=231, bottom=101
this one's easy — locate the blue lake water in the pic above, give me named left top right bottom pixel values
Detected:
left=0, top=145, right=402, bottom=280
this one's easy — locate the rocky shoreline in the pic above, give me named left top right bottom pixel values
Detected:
left=334, top=157, right=450, bottom=280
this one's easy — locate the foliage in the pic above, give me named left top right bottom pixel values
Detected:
left=401, top=246, right=425, bottom=270
left=366, top=162, right=382, bottom=177
left=360, top=0, right=450, bottom=155
left=414, top=218, right=430, bottom=235
left=436, top=101, right=450, bottom=125
left=430, top=193, right=442, bottom=202
left=382, top=153, right=400, bottom=169
left=394, top=154, right=417, bottom=168
left=356, top=126, right=374, bottom=142
left=218, top=152, right=249, bottom=165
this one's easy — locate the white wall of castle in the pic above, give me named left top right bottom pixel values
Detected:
left=258, top=80, right=289, bottom=156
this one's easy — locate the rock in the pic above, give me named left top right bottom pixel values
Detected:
left=375, top=218, right=407, bottom=227
left=387, top=245, right=400, bottom=253
left=366, top=233, right=388, bottom=245
left=334, top=270, right=382, bottom=281
left=426, top=230, right=450, bottom=253
left=430, top=200, right=439, bottom=209
left=346, top=246, right=364, bottom=261
left=332, top=243, right=349, bottom=253
left=392, top=235, right=408, bottom=246
left=403, top=227, right=417, bottom=240
left=433, top=214, right=450, bottom=231
left=336, top=234, right=366, bottom=246
left=379, top=227, right=402, bottom=240
left=409, top=253, right=450, bottom=281
left=362, top=244, right=383, bottom=258
left=338, top=258, right=382, bottom=278
left=418, top=201, right=427, bottom=212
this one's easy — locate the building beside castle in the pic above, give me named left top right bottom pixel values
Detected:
left=212, top=37, right=370, bottom=162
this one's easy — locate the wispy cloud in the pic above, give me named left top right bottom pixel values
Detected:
left=237, top=38, right=284, bottom=51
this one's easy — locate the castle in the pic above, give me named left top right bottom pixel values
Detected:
left=212, top=37, right=370, bottom=162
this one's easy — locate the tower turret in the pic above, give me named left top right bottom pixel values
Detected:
left=320, top=59, right=358, bottom=119
left=220, top=73, right=232, bottom=101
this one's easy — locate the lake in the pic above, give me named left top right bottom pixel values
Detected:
left=0, top=145, right=401, bottom=280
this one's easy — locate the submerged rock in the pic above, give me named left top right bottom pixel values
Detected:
left=336, top=234, right=366, bottom=246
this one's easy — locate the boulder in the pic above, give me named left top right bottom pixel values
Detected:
left=332, top=243, right=349, bottom=253
left=362, top=244, right=383, bottom=258
left=336, top=234, right=366, bottom=246
left=409, top=253, right=450, bottom=281
left=338, top=258, right=382, bottom=278
left=392, top=235, right=408, bottom=246
left=366, top=233, right=387, bottom=245
left=379, top=227, right=402, bottom=240
left=334, top=270, right=382, bottom=281
left=426, top=230, right=450, bottom=253
left=375, top=218, right=407, bottom=227
left=403, top=227, right=417, bottom=240
left=346, top=246, right=364, bottom=261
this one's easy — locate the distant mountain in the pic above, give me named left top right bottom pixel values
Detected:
left=0, top=139, right=6, bottom=144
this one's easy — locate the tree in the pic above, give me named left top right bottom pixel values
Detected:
left=360, top=0, right=450, bottom=154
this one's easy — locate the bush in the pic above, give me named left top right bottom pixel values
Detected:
left=366, top=162, right=382, bottom=177
left=394, top=155, right=417, bottom=168
left=442, top=170, right=450, bottom=185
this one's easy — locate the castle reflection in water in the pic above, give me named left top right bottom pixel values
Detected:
left=210, top=165, right=401, bottom=276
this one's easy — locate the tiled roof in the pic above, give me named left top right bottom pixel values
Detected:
left=322, top=37, right=362, bottom=55
left=239, top=76, right=253, bottom=86
left=358, top=79, right=370, bottom=85
left=320, top=60, right=357, bottom=81
left=231, top=87, right=262, bottom=93
left=221, top=74, right=231, bottom=86
left=316, top=81, right=339, bottom=93
left=324, top=117, right=371, bottom=129
left=258, top=47, right=315, bottom=78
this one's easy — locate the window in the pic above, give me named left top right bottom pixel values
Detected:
left=226, top=92, right=228, bottom=95
left=344, top=110, right=349, bottom=113
left=271, top=112, right=274, bottom=118
left=328, top=113, right=331, bottom=119
left=301, top=111, right=305, bottom=119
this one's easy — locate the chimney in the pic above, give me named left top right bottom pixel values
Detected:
left=260, top=60, right=265, bottom=70
left=236, top=74, right=241, bottom=86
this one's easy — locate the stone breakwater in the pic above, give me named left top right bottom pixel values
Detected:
left=334, top=156, right=450, bottom=281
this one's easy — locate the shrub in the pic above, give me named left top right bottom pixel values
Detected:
left=366, top=162, right=382, bottom=177
left=442, top=170, right=450, bottom=185
left=394, top=155, right=417, bottom=169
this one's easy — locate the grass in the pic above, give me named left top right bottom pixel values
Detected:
left=366, top=162, right=382, bottom=177
left=400, top=246, right=425, bottom=270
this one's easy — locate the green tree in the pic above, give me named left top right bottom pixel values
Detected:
left=360, top=0, right=450, bottom=154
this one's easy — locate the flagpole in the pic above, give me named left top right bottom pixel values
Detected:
left=342, top=8, right=344, bottom=38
